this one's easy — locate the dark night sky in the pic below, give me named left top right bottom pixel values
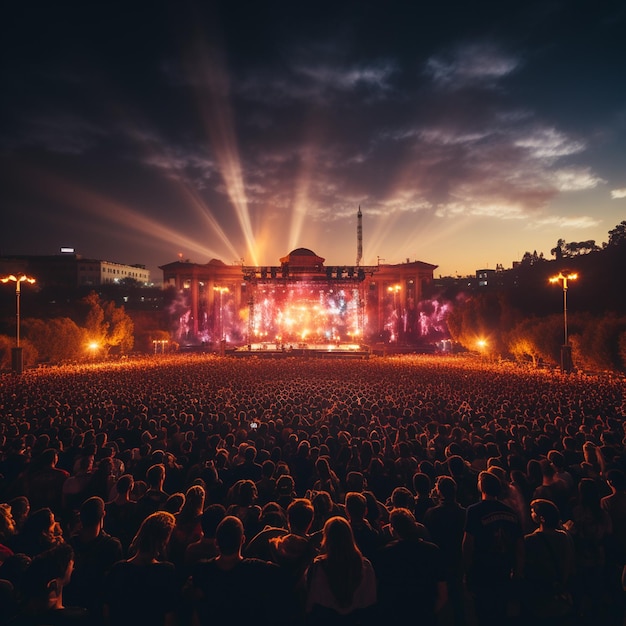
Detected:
left=2, top=0, right=625, bottom=280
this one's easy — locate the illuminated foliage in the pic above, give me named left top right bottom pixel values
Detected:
left=22, top=317, right=85, bottom=363
left=445, top=291, right=520, bottom=356
left=81, top=292, right=134, bottom=355
left=507, top=315, right=565, bottom=366
left=0, top=335, right=37, bottom=369
left=571, top=313, right=626, bottom=372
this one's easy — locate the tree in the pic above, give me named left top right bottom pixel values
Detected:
left=507, top=316, right=561, bottom=366
left=551, top=239, right=566, bottom=261
left=564, top=240, right=601, bottom=256
left=445, top=292, right=519, bottom=356
left=80, top=292, right=134, bottom=355
left=572, top=313, right=626, bottom=372
left=520, top=250, right=545, bottom=266
left=607, top=221, right=626, bottom=248
left=0, top=335, right=37, bottom=370
left=104, top=300, right=134, bottom=354
left=22, top=317, right=85, bottom=363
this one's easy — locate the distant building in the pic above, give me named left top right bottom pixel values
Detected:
left=0, top=254, right=150, bottom=288
left=160, top=248, right=437, bottom=345
left=476, top=264, right=506, bottom=289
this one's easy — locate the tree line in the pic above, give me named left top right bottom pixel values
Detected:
left=0, top=292, right=135, bottom=369
left=445, top=221, right=626, bottom=371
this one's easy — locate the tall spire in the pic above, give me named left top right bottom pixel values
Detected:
left=356, top=205, right=363, bottom=267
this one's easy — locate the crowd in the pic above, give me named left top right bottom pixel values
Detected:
left=0, top=353, right=625, bottom=625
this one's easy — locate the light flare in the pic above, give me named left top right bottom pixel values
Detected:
left=186, top=37, right=259, bottom=264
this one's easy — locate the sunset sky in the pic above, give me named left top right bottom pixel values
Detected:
left=2, top=0, right=625, bottom=278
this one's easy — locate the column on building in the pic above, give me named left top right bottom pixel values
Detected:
left=190, top=269, right=200, bottom=338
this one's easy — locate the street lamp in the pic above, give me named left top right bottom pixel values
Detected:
left=1, top=274, right=36, bottom=373
left=152, top=339, right=168, bottom=354
left=549, top=271, right=578, bottom=372
left=88, top=341, right=100, bottom=361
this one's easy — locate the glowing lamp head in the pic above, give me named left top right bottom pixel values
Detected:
left=549, top=271, right=578, bottom=285
left=88, top=341, right=100, bottom=351
left=476, top=339, right=487, bottom=349
left=1, top=274, right=36, bottom=285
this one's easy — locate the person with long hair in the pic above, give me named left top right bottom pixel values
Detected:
left=306, top=516, right=376, bottom=625
left=168, top=484, right=205, bottom=569
left=103, top=511, right=179, bottom=626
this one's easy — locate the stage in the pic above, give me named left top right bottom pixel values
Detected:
left=230, top=342, right=371, bottom=359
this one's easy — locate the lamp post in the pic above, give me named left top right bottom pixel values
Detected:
left=1, top=274, right=36, bottom=373
left=549, top=271, right=577, bottom=373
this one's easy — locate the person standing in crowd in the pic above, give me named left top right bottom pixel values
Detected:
left=189, top=515, right=288, bottom=626
left=168, top=484, right=205, bottom=569
left=344, top=492, right=381, bottom=561
left=136, top=464, right=169, bottom=523
left=11, top=508, right=64, bottom=559
left=374, top=507, right=446, bottom=626
left=306, top=516, right=377, bottom=625
left=184, top=504, right=226, bottom=568
left=10, top=544, right=89, bottom=625
left=65, top=497, right=122, bottom=624
left=566, top=477, right=613, bottom=625
left=22, top=449, right=68, bottom=518
left=104, top=474, right=138, bottom=556
left=103, top=511, right=179, bottom=626
left=601, top=469, right=626, bottom=624
left=523, top=499, right=575, bottom=626
left=463, top=471, right=523, bottom=626
left=423, top=475, right=467, bottom=626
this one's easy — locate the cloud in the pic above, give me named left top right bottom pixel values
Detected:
left=532, top=215, right=601, bottom=229
left=436, top=200, right=526, bottom=220
left=426, top=43, right=520, bottom=88
left=237, top=59, right=397, bottom=105
left=21, top=114, right=105, bottom=154
left=514, top=127, right=585, bottom=160
left=549, top=168, right=605, bottom=191
left=611, top=188, right=626, bottom=198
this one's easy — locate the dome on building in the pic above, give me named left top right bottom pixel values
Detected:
left=280, top=248, right=325, bottom=266
left=289, top=248, right=316, bottom=257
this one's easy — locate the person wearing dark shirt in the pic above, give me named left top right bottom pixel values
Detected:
left=463, top=471, right=523, bottom=626
left=601, top=469, right=626, bottom=624
left=189, top=515, right=288, bottom=626
left=184, top=504, right=226, bottom=569
left=104, top=475, right=139, bottom=556
left=23, top=450, right=69, bottom=518
left=9, top=544, right=89, bottom=626
left=345, top=492, right=381, bottom=561
left=423, top=475, right=467, bottom=626
left=103, top=511, right=179, bottom=626
left=374, top=508, right=446, bottom=626
left=523, top=499, right=575, bottom=625
left=135, top=464, right=169, bottom=524
left=412, top=472, right=435, bottom=523
left=65, top=497, right=122, bottom=625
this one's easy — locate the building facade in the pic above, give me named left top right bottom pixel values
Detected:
left=0, top=254, right=150, bottom=288
left=160, top=248, right=437, bottom=345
